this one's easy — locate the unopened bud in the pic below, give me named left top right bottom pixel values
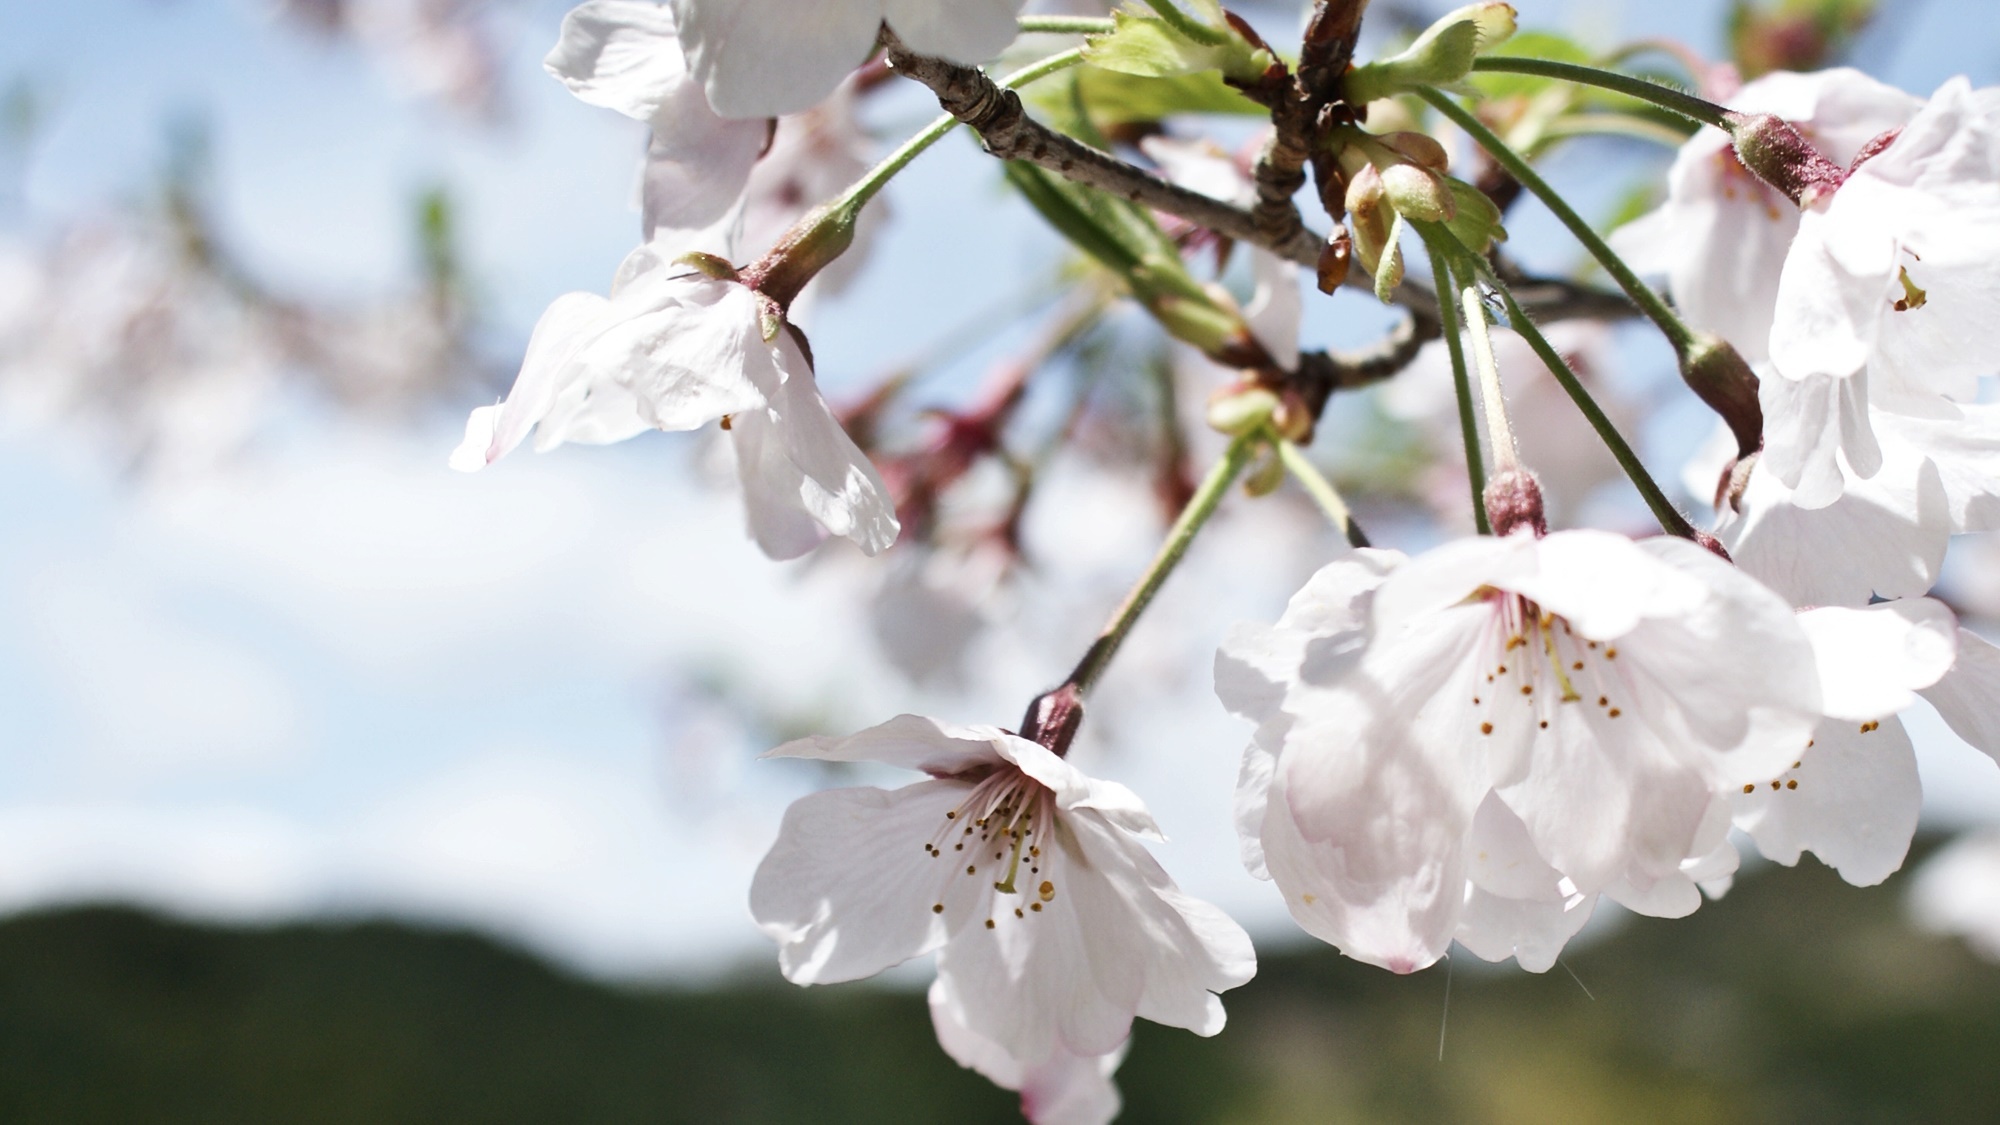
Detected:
left=1380, top=162, right=1457, bottom=223
left=1725, top=111, right=1847, bottom=208
left=1694, top=531, right=1733, bottom=562
left=1373, top=213, right=1408, bottom=303
left=1270, top=388, right=1314, bottom=444
left=1483, top=468, right=1547, bottom=538
left=1019, top=683, right=1084, bottom=758
left=1680, top=333, right=1764, bottom=459
left=1206, top=385, right=1281, bottom=436
left=1378, top=130, right=1451, bottom=172
left=1344, top=3, right=1518, bottom=104
left=1444, top=179, right=1506, bottom=255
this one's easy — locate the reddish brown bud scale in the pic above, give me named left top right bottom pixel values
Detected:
left=1483, top=469, right=1547, bottom=538
left=1724, top=111, right=1847, bottom=207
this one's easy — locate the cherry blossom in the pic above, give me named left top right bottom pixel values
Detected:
left=673, top=0, right=1028, bottom=118
left=1216, top=532, right=1823, bottom=972
left=449, top=237, right=898, bottom=559
left=1611, top=68, right=1919, bottom=367
left=749, top=715, right=1254, bottom=1098
left=1912, top=828, right=2000, bottom=963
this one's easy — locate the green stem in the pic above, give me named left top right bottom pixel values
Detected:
left=1468, top=253, right=1700, bottom=540
left=1425, top=239, right=1490, bottom=535
left=1272, top=433, right=1370, bottom=548
left=1416, top=86, right=1697, bottom=357
left=835, top=48, right=1088, bottom=216
left=1066, top=433, right=1257, bottom=694
left=1470, top=56, right=1730, bottom=128
left=1138, top=0, right=1230, bottom=45
left=1018, top=15, right=1116, bottom=35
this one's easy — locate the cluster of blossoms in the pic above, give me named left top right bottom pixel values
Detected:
left=453, top=1, right=2000, bottom=1120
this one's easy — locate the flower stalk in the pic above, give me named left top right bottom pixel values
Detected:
left=1066, top=431, right=1258, bottom=695
left=1468, top=56, right=1732, bottom=128
left=1426, top=240, right=1491, bottom=535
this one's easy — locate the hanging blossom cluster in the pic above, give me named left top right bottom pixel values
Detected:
left=453, top=1, right=2000, bottom=1120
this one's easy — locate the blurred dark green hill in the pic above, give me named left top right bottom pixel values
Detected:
left=3, top=843, right=1998, bottom=1124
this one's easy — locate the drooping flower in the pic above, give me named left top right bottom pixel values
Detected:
left=749, top=714, right=1254, bottom=1104
left=673, top=0, right=1028, bottom=119
left=1216, top=532, right=1823, bottom=973
left=450, top=237, right=898, bottom=559
left=1612, top=68, right=1920, bottom=367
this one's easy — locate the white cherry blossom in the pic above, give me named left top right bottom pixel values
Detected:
left=749, top=714, right=1254, bottom=1090
left=1612, top=68, right=1919, bottom=367
left=450, top=238, right=898, bottom=559
left=674, top=0, right=1027, bottom=119
left=1912, top=828, right=2000, bottom=963
left=1215, top=532, right=1823, bottom=972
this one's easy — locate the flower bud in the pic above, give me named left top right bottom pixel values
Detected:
left=1373, top=213, right=1408, bottom=304
left=1444, top=179, right=1507, bottom=256
left=1344, top=3, right=1518, bottom=104
left=1380, top=162, right=1457, bottom=223
left=1378, top=130, right=1451, bottom=172
left=1679, top=333, right=1764, bottom=459
left=1206, top=384, right=1281, bottom=436
left=1483, top=468, right=1547, bottom=538
left=1724, top=111, right=1847, bottom=208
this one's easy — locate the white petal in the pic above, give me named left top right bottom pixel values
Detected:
left=591, top=275, right=773, bottom=430
left=673, top=0, right=882, bottom=118
left=765, top=713, right=1007, bottom=775
left=1454, top=888, right=1595, bottom=974
left=641, top=103, right=771, bottom=235
left=1797, top=599, right=1958, bottom=721
left=730, top=405, right=829, bottom=559
left=545, top=1, right=689, bottom=120
left=763, top=328, right=900, bottom=554
left=448, top=404, right=503, bottom=472
left=750, top=779, right=985, bottom=984
left=455, top=291, right=614, bottom=468
left=935, top=807, right=1252, bottom=1061
left=1509, top=530, right=1705, bottom=641
left=882, top=0, right=1023, bottom=64
left=1769, top=206, right=1896, bottom=384
left=1921, top=628, right=2000, bottom=764
left=1232, top=741, right=1273, bottom=880
left=928, top=978, right=1126, bottom=1125
left=1732, top=716, right=1919, bottom=886
left=993, top=737, right=1163, bottom=841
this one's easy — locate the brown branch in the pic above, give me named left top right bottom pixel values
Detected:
left=882, top=31, right=1328, bottom=268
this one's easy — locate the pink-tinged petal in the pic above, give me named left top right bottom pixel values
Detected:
left=936, top=807, right=1251, bottom=1060
left=1232, top=741, right=1273, bottom=880
left=1882, top=405, right=2000, bottom=534
left=1508, top=530, right=1705, bottom=641
left=640, top=102, right=770, bottom=235
left=993, top=738, right=1163, bottom=841
left=882, top=0, right=1023, bottom=64
left=750, top=778, right=986, bottom=984
left=1463, top=791, right=1565, bottom=903
left=764, top=713, right=1008, bottom=775
left=1455, top=889, right=1596, bottom=974
left=1370, top=534, right=1535, bottom=638
left=1769, top=208, right=1896, bottom=384
left=673, top=0, right=881, bottom=118
left=1499, top=686, right=1717, bottom=895
left=1244, top=251, right=1301, bottom=372
left=1921, top=628, right=2000, bottom=764
left=929, top=979, right=1127, bottom=1125
left=1602, top=801, right=1739, bottom=917
left=1629, top=537, right=1823, bottom=780
left=1261, top=750, right=1466, bottom=973
left=1798, top=600, right=1958, bottom=721
left=545, top=1, right=688, bottom=120
left=764, top=329, right=900, bottom=554
left=589, top=275, right=772, bottom=430
left=1733, top=716, right=1919, bottom=886
left=729, top=405, right=830, bottom=559
left=1720, top=434, right=1949, bottom=607
left=447, top=290, right=612, bottom=470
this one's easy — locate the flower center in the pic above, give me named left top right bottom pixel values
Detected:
left=922, top=767, right=1059, bottom=926
left=1470, top=595, right=1630, bottom=737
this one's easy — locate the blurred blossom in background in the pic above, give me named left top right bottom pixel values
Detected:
left=4, top=0, right=2000, bottom=1118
